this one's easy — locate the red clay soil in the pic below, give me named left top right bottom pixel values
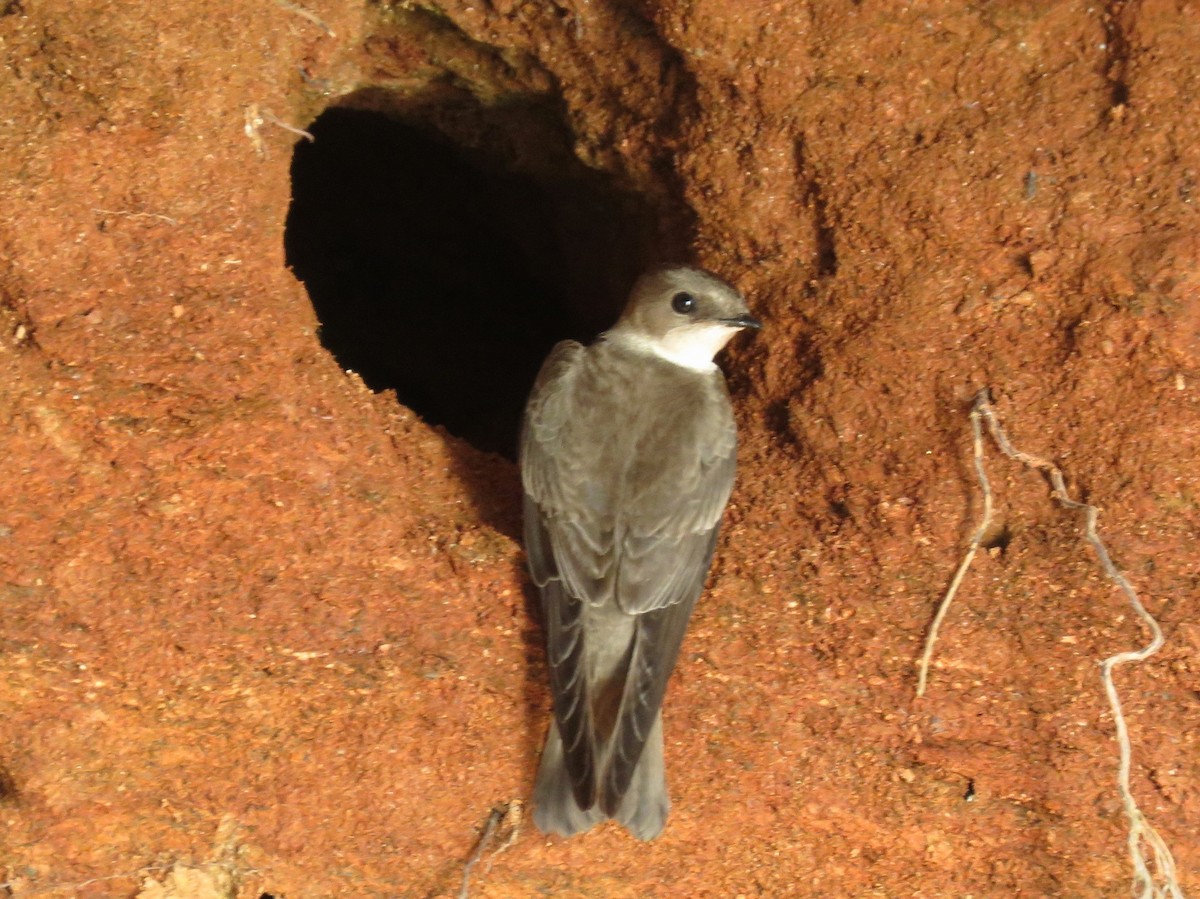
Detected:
left=1, top=1, right=1198, bottom=897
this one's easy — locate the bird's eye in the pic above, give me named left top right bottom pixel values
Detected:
left=671, top=291, right=696, bottom=314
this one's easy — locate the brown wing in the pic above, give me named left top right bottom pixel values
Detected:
left=522, top=342, right=739, bottom=813
left=521, top=341, right=598, bottom=808
left=598, top=390, right=737, bottom=809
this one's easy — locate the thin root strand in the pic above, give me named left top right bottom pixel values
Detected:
left=917, top=388, right=1184, bottom=898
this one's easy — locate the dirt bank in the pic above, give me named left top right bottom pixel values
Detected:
left=1, top=1, right=1196, bottom=895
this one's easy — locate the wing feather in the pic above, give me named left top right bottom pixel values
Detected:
left=521, top=343, right=600, bottom=809
left=600, top=526, right=721, bottom=814
left=522, top=338, right=739, bottom=819
left=525, top=494, right=597, bottom=809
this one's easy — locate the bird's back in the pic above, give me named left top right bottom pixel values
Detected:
left=522, top=336, right=736, bottom=540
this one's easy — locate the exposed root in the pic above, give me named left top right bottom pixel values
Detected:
left=458, top=800, right=523, bottom=899
left=244, top=104, right=315, bottom=157
left=918, top=389, right=1184, bottom=898
left=916, top=401, right=992, bottom=698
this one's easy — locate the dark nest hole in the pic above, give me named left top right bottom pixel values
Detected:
left=284, top=90, right=674, bottom=458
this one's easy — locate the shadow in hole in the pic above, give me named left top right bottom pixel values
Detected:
left=286, top=107, right=568, bottom=458
left=285, top=102, right=658, bottom=460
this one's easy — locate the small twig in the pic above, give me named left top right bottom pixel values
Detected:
left=259, top=110, right=314, bottom=142
left=244, top=104, right=314, bottom=157
left=920, top=389, right=1185, bottom=898
left=275, top=0, right=335, bottom=36
left=459, top=807, right=503, bottom=899
left=92, top=208, right=180, bottom=226
left=487, top=799, right=523, bottom=863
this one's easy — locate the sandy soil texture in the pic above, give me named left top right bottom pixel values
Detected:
left=1, top=1, right=1197, bottom=896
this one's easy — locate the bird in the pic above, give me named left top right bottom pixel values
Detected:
left=520, top=265, right=760, bottom=840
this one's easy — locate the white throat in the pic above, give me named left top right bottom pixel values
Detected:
left=611, top=323, right=737, bottom=372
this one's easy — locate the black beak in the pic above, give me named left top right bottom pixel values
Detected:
left=722, top=313, right=762, bottom=331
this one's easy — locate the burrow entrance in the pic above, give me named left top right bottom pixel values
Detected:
left=284, top=87, right=676, bottom=458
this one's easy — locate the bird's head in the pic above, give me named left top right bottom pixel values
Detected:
left=609, top=266, right=761, bottom=371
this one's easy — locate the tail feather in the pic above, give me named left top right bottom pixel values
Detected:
left=613, top=712, right=668, bottom=840
left=532, top=721, right=604, bottom=837
left=533, top=715, right=669, bottom=841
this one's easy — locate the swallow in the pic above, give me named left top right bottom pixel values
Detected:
left=521, top=265, right=760, bottom=839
